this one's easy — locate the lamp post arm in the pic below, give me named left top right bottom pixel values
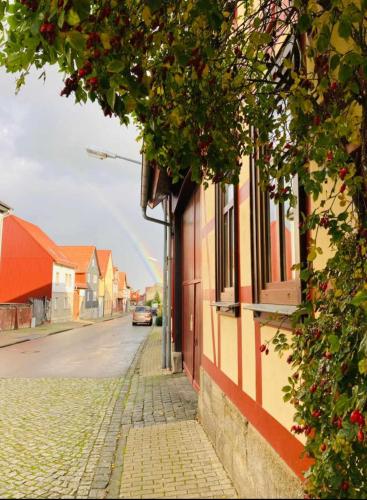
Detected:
left=113, top=154, right=141, bottom=165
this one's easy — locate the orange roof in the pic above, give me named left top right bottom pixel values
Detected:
left=75, top=273, right=88, bottom=289
left=118, top=271, right=127, bottom=289
left=10, top=215, right=75, bottom=268
left=59, top=246, right=97, bottom=273
left=96, top=249, right=112, bottom=277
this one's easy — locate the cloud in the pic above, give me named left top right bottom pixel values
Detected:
left=0, top=66, right=163, bottom=290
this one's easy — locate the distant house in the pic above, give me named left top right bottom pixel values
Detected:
left=145, top=283, right=163, bottom=304
left=96, top=249, right=114, bottom=317
left=60, top=246, right=100, bottom=320
left=117, top=272, right=130, bottom=312
left=0, top=215, right=75, bottom=322
left=112, top=266, right=119, bottom=313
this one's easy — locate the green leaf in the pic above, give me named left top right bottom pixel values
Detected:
left=298, top=14, right=311, bottom=33
left=66, top=31, right=85, bottom=51
left=351, top=290, right=367, bottom=306
left=328, top=334, right=340, bottom=353
left=107, top=60, right=125, bottom=73
left=338, top=18, right=352, bottom=39
left=339, top=64, right=353, bottom=84
left=106, top=88, right=116, bottom=110
left=66, top=8, right=80, bottom=27
left=358, top=358, right=367, bottom=374
left=73, top=0, right=90, bottom=20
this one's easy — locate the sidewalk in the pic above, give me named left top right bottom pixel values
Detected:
left=103, top=328, right=238, bottom=499
left=0, top=312, right=128, bottom=349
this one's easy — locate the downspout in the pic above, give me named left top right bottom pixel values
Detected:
left=166, top=196, right=172, bottom=370
left=162, top=198, right=168, bottom=369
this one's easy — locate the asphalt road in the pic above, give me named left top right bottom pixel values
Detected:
left=0, top=315, right=151, bottom=378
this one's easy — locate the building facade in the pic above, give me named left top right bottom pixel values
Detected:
left=96, top=249, right=114, bottom=317
left=0, top=215, right=75, bottom=323
left=60, top=246, right=100, bottom=320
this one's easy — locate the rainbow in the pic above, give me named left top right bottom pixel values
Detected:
left=80, top=178, right=163, bottom=287
left=59, top=158, right=163, bottom=284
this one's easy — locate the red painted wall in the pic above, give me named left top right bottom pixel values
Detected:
left=0, top=217, right=53, bottom=303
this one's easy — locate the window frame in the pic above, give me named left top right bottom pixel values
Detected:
left=250, top=134, right=302, bottom=307
left=215, top=183, right=240, bottom=316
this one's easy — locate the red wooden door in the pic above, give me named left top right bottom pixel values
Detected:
left=182, top=188, right=202, bottom=389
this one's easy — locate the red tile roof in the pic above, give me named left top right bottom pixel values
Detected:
left=59, top=246, right=96, bottom=273
left=10, top=215, right=75, bottom=268
left=96, top=250, right=112, bottom=277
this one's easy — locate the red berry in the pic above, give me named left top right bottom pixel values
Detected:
left=259, top=344, right=266, bottom=352
left=78, top=68, right=87, bottom=78
left=350, top=409, right=364, bottom=425
left=285, top=143, right=292, bottom=149
left=330, top=81, right=338, bottom=91
left=319, top=282, right=328, bottom=292
left=340, top=183, right=346, bottom=193
left=265, top=348, right=269, bottom=355
left=310, top=384, right=317, bottom=394
left=339, top=167, right=348, bottom=180
left=320, top=443, right=327, bottom=452
left=358, top=429, right=364, bottom=442
left=326, top=151, right=333, bottom=161
left=312, top=409, right=322, bottom=418
left=341, top=481, right=349, bottom=492
left=313, top=115, right=321, bottom=126
left=286, top=355, right=293, bottom=364
left=324, top=351, right=333, bottom=360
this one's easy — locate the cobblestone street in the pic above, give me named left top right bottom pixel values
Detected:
left=0, top=377, right=123, bottom=499
left=0, top=325, right=237, bottom=499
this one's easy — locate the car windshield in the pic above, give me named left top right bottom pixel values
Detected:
left=135, top=306, right=148, bottom=312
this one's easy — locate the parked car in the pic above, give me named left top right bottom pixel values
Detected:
left=132, top=306, right=153, bottom=326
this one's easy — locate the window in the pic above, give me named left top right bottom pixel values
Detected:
left=215, top=183, right=239, bottom=312
left=251, top=133, right=301, bottom=306
left=56, top=272, right=60, bottom=285
left=64, top=296, right=69, bottom=308
left=93, top=291, right=97, bottom=301
left=93, top=274, right=98, bottom=284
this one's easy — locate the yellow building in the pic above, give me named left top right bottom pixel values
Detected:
left=97, top=250, right=114, bottom=317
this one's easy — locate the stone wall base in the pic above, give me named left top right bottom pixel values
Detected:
left=198, top=367, right=303, bottom=499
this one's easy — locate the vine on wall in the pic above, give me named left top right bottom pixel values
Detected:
left=1, top=1, right=367, bottom=497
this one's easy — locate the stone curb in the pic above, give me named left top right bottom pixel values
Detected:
left=0, top=313, right=130, bottom=350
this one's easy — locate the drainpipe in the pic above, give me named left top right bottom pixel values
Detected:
left=162, top=198, right=168, bottom=369
left=166, top=197, right=172, bottom=369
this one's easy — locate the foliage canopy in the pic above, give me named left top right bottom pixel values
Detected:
left=2, top=0, right=367, bottom=497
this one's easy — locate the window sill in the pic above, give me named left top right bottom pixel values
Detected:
left=211, top=301, right=240, bottom=313
left=243, top=303, right=298, bottom=316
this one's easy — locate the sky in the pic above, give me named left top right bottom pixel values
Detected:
left=0, top=65, right=164, bottom=292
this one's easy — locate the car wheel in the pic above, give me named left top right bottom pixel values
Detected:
left=149, top=320, right=152, bottom=326
left=132, top=322, right=136, bottom=326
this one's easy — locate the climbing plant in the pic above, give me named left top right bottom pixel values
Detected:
left=1, top=0, right=367, bottom=497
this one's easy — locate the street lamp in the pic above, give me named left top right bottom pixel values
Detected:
left=86, top=147, right=141, bottom=165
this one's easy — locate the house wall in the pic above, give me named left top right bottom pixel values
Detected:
left=81, top=252, right=99, bottom=320
left=103, top=257, right=114, bottom=317
left=0, top=216, right=52, bottom=303
left=51, top=264, right=75, bottom=322
left=194, top=160, right=313, bottom=498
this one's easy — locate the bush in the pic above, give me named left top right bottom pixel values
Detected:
left=155, top=316, right=162, bottom=326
